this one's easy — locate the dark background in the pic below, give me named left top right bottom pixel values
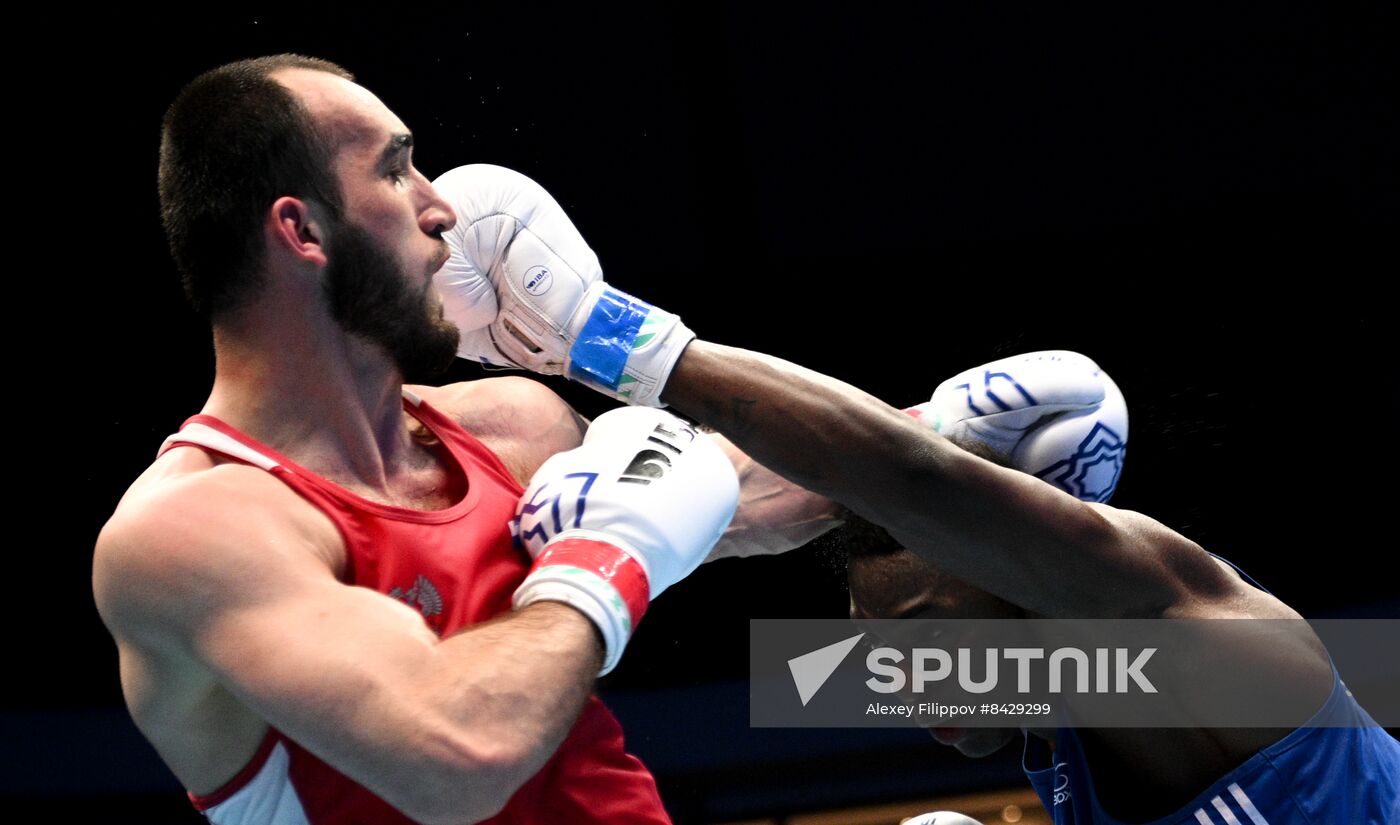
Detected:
left=11, top=4, right=1396, bottom=821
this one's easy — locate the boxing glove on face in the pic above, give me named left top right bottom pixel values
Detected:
left=511, top=407, right=739, bottom=674
left=908, top=350, right=1128, bottom=503
left=432, top=165, right=692, bottom=406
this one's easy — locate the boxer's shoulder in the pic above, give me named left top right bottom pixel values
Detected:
left=1081, top=502, right=1295, bottom=617
left=97, top=455, right=342, bottom=642
left=410, top=377, right=587, bottom=484
left=95, top=454, right=344, bottom=793
left=409, top=376, right=575, bottom=431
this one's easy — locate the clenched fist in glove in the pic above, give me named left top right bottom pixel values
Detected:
left=907, top=350, right=1128, bottom=502
left=511, top=407, right=739, bottom=674
left=433, top=164, right=693, bottom=406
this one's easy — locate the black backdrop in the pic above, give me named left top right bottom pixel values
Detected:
left=12, top=4, right=1397, bottom=820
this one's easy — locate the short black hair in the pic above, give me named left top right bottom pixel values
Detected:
left=157, top=54, right=353, bottom=320
left=813, top=510, right=904, bottom=575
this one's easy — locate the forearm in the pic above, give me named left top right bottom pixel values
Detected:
left=664, top=341, right=948, bottom=523
left=412, top=601, right=601, bottom=816
left=266, top=598, right=603, bottom=825
left=663, top=342, right=1175, bottom=616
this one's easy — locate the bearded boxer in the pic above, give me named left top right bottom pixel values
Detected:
left=433, top=164, right=1400, bottom=824
left=93, top=56, right=748, bottom=825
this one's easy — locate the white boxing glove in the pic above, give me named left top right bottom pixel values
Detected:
left=432, top=164, right=594, bottom=367
left=511, top=407, right=739, bottom=674
left=902, top=813, right=985, bottom=825
left=432, top=165, right=694, bottom=405
left=908, top=350, right=1128, bottom=503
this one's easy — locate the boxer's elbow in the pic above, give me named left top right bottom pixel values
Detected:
left=395, top=730, right=535, bottom=825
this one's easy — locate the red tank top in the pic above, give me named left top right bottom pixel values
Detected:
left=159, top=389, right=670, bottom=825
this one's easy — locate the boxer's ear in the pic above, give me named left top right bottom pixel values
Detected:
left=267, top=196, right=329, bottom=270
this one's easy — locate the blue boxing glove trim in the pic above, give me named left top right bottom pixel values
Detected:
left=568, top=286, right=652, bottom=389
left=1029, top=420, right=1127, bottom=503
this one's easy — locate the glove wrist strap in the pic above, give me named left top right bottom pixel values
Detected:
left=565, top=284, right=694, bottom=407
left=511, top=537, right=651, bottom=675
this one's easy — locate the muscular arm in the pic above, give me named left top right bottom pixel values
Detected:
left=93, top=469, right=602, bottom=825
left=663, top=342, right=1237, bottom=617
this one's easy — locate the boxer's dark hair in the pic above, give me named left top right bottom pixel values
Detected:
left=813, top=510, right=904, bottom=575
left=158, top=55, right=352, bottom=320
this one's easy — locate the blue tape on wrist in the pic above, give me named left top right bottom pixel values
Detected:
left=568, top=286, right=652, bottom=390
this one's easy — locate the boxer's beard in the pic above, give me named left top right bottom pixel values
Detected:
left=322, top=220, right=460, bottom=384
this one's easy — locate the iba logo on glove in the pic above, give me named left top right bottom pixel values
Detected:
left=523, top=266, right=553, bottom=296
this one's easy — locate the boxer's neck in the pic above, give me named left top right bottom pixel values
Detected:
left=201, top=308, right=422, bottom=497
